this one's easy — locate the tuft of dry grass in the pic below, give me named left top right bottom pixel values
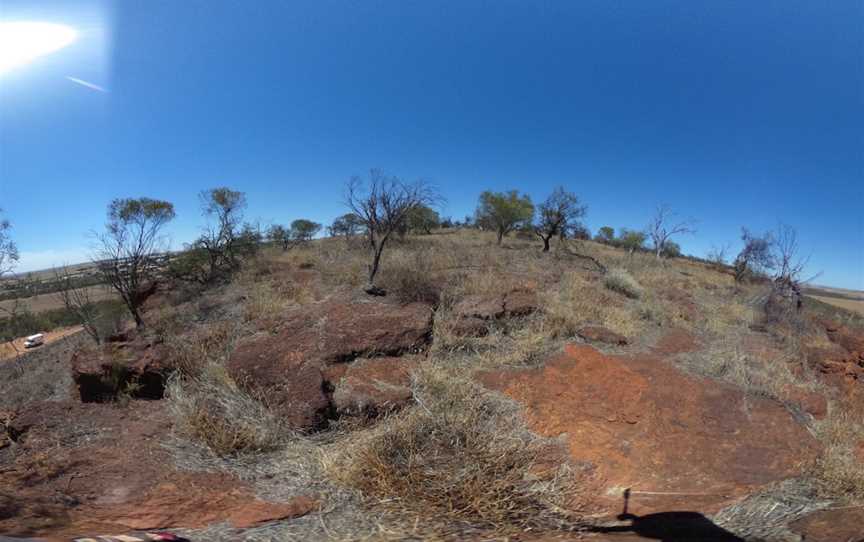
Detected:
left=324, top=363, right=584, bottom=536
left=162, top=320, right=240, bottom=378
left=603, top=268, right=644, bottom=299
left=167, top=364, right=287, bottom=456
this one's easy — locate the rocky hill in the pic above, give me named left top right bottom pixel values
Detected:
left=2, top=230, right=863, bottom=541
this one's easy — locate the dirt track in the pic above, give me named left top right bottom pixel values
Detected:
left=0, top=326, right=83, bottom=361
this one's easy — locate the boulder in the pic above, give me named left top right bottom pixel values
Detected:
left=331, top=356, right=418, bottom=416
left=478, top=342, right=820, bottom=516
left=227, top=298, right=432, bottom=429
left=577, top=326, right=628, bottom=346
left=784, top=386, right=828, bottom=419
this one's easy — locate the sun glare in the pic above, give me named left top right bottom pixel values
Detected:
left=0, top=21, right=78, bottom=75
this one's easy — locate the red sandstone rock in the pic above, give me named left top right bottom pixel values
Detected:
left=478, top=342, right=820, bottom=516
left=577, top=326, right=629, bottom=346
left=331, top=356, right=418, bottom=416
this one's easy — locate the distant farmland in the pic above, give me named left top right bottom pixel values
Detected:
left=805, top=285, right=864, bottom=316
left=0, top=284, right=117, bottom=314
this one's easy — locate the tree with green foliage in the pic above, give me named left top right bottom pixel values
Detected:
left=329, top=213, right=365, bottom=238
left=290, top=219, right=322, bottom=243
left=475, top=190, right=534, bottom=245
left=534, top=187, right=586, bottom=252
left=660, top=240, right=681, bottom=259
left=618, top=229, right=646, bottom=255
left=95, top=197, right=176, bottom=328
left=267, top=224, right=290, bottom=250
left=406, top=205, right=441, bottom=235
left=595, top=226, right=615, bottom=245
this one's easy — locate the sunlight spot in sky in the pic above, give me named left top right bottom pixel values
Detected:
left=0, top=21, right=78, bottom=75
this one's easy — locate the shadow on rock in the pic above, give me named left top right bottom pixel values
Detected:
left=590, top=489, right=743, bottom=541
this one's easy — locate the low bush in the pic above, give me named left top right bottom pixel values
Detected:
left=603, top=268, right=643, bottom=299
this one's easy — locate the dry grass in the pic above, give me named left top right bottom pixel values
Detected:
left=544, top=271, right=644, bottom=340
left=324, top=363, right=585, bottom=536
left=810, top=402, right=864, bottom=500
left=167, top=364, right=287, bottom=456
left=162, top=320, right=240, bottom=378
left=603, top=268, right=643, bottom=299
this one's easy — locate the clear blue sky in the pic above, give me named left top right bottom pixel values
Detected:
left=1, top=0, right=862, bottom=289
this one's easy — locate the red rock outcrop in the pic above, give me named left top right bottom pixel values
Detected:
left=329, top=356, right=418, bottom=416
left=0, top=400, right=314, bottom=538
left=479, top=343, right=820, bottom=517
left=227, top=297, right=432, bottom=429
left=449, top=288, right=539, bottom=337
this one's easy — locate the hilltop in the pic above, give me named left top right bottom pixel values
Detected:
left=1, top=229, right=863, bottom=541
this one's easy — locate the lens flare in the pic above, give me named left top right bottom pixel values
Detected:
left=0, top=21, right=78, bottom=75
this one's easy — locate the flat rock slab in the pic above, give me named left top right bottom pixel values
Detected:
left=479, top=342, right=820, bottom=517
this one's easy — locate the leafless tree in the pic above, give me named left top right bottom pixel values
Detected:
left=706, top=243, right=731, bottom=269
left=534, top=187, right=587, bottom=252
left=53, top=265, right=103, bottom=344
left=771, top=224, right=810, bottom=310
left=345, top=169, right=440, bottom=294
left=646, top=205, right=696, bottom=259
left=95, top=197, right=176, bottom=328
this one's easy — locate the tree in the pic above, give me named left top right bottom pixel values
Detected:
left=595, top=226, right=615, bottom=245
left=706, top=243, right=730, bottom=269
left=406, top=205, right=441, bottom=235
left=733, top=228, right=775, bottom=283
left=290, top=219, right=322, bottom=243
left=571, top=224, right=591, bottom=241
left=0, top=209, right=18, bottom=278
left=475, top=190, right=534, bottom=245
left=53, top=265, right=103, bottom=344
left=267, top=224, right=290, bottom=250
left=660, top=240, right=681, bottom=259
left=345, top=169, right=439, bottom=294
left=195, top=187, right=248, bottom=281
left=329, top=213, right=364, bottom=238
left=771, top=224, right=808, bottom=310
left=534, top=187, right=586, bottom=252
left=646, top=205, right=696, bottom=259
left=618, top=229, right=646, bottom=255
left=95, top=197, right=176, bottom=328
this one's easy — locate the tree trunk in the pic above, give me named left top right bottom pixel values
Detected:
left=497, top=230, right=504, bottom=245
left=542, top=236, right=551, bottom=252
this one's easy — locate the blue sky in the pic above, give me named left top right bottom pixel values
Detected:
left=0, top=0, right=862, bottom=289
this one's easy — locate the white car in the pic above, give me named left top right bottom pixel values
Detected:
left=24, top=333, right=44, bottom=348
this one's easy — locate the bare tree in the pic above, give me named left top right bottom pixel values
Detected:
left=771, top=224, right=809, bottom=310
left=53, top=265, right=103, bottom=344
left=95, top=197, right=176, bottom=328
left=646, top=205, right=696, bottom=259
left=345, top=169, right=439, bottom=294
left=534, top=187, right=587, bottom=252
